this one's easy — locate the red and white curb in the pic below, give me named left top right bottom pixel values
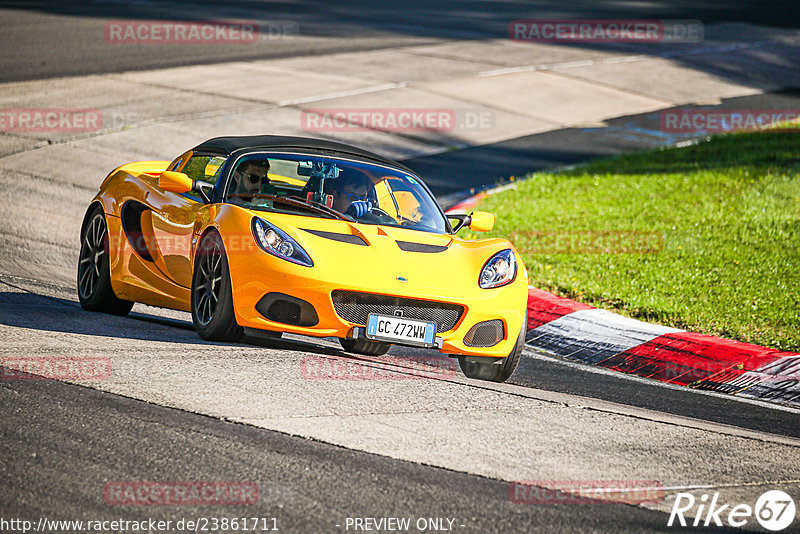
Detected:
left=524, top=288, right=800, bottom=407
left=444, top=197, right=798, bottom=407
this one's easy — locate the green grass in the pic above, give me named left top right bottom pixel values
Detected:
left=469, top=130, right=800, bottom=351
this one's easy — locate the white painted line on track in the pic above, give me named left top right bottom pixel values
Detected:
left=477, top=39, right=784, bottom=78
left=276, top=82, right=408, bottom=106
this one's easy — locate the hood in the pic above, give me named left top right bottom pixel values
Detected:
left=251, top=210, right=514, bottom=295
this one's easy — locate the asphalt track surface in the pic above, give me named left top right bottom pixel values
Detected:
left=3, top=0, right=800, bottom=83
left=3, top=365, right=720, bottom=534
left=1, top=281, right=795, bottom=533
left=2, top=1, right=800, bottom=533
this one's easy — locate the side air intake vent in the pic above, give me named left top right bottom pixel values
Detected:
left=120, top=201, right=154, bottom=262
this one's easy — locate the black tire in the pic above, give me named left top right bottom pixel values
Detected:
left=458, top=320, right=526, bottom=383
left=191, top=231, right=244, bottom=342
left=77, top=207, right=134, bottom=316
left=339, top=337, right=391, bottom=356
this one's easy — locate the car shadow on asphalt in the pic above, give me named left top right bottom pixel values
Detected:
left=0, top=289, right=462, bottom=382
left=0, top=290, right=349, bottom=357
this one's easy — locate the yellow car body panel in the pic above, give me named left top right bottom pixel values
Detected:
left=88, top=152, right=528, bottom=359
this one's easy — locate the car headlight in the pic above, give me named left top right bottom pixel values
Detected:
left=479, top=249, right=517, bottom=289
left=251, top=218, right=313, bottom=267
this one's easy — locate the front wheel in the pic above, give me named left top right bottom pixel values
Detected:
left=458, top=321, right=526, bottom=382
left=191, top=231, right=243, bottom=342
left=77, top=207, right=133, bottom=316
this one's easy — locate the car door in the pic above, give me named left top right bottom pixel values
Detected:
left=148, top=153, right=226, bottom=288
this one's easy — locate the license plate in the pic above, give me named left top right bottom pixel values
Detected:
left=366, top=314, right=437, bottom=347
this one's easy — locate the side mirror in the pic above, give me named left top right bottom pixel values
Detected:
left=158, top=171, right=193, bottom=194
left=159, top=171, right=213, bottom=202
left=468, top=211, right=495, bottom=232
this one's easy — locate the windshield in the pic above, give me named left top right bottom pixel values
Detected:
left=223, top=153, right=447, bottom=233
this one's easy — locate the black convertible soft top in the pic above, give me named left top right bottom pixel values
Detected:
left=193, top=135, right=415, bottom=174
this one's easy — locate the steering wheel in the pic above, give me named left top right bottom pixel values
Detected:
left=369, top=207, right=391, bottom=218
left=358, top=206, right=395, bottom=224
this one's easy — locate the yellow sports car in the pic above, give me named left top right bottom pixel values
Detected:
left=78, top=135, right=528, bottom=381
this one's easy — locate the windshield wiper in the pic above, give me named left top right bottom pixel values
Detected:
left=227, top=193, right=350, bottom=221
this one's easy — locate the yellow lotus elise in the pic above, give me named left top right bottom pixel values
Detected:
left=78, top=136, right=528, bottom=381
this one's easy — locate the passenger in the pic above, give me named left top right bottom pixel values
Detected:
left=324, top=170, right=373, bottom=217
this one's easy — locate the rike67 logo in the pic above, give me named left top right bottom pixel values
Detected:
left=669, top=490, right=796, bottom=531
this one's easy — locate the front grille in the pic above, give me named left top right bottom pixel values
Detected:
left=331, top=290, right=463, bottom=333
left=463, top=320, right=505, bottom=347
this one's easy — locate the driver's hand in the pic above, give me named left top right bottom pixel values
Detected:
left=346, top=200, right=372, bottom=217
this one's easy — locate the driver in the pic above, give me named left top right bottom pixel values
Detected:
left=324, top=170, right=373, bottom=217
left=229, top=159, right=270, bottom=199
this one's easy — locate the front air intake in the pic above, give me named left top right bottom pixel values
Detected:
left=256, top=293, right=318, bottom=326
left=463, top=320, right=505, bottom=347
